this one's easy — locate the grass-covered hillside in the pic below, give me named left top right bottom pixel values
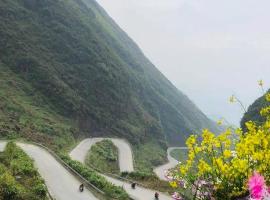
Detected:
left=241, top=89, right=270, bottom=129
left=0, top=64, right=77, bottom=150
left=0, top=0, right=219, bottom=152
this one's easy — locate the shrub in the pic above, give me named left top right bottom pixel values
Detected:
left=121, top=171, right=155, bottom=180
left=170, top=92, right=270, bottom=199
left=60, top=154, right=129, bottom=200
left=0, top=142, right=49, bottom=200
left=0, top=171, right=22, bottom=200
left=86, top=139, right=119, bottom=173
left=32, top=180, right=47, bottom=197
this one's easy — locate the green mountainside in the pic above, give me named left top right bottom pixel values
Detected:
left=241, top=90, right=270, bottom=129
left=0, top=0, right=219, bottom=152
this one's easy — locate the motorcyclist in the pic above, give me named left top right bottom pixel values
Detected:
left=154, top=192, right=159, bottom=200
left=79, top=183, right=84, bottom=192
left=131, top=182, right=136, bottom=189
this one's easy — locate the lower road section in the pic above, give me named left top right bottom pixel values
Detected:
left=70, top=138, right=172, bottom=200
left=17, top=143, right=99, bottom=200
left=154, top=147, right=187, bottom=180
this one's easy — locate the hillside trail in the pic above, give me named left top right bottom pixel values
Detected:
left=70, top=138, right=172, bottom=200
left=0, top=141, right=98, bottom=200
left=154, top=147, right=187, bottom=180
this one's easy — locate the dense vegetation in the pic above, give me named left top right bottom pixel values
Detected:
left=241, top=89, right=270, bottom=129
left=86, top=140, right=119, bottom=173
left=60, top=154, right=129, bottom=200
left=170, top=149, right=188, bottom=162
left=0, top=0, right=219, bottom=153
left=0, top=64, right=77, bottom=151
left=133, top=141, right=167, bottom=172
left=0, top=142, right=49, bottom=200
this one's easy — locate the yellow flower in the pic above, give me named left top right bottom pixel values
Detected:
left=260, top=107, right=270, bottom=116
left=214, top=141, right=221, bottom=148
left=217, top=132, right=227, bottom=142
left=198, top=159, right=211, bottom=175
left=170, top=181, right=178, bottom=188
left=252, top=152, right=264, bottom=161
left=215, top=158, right=227, bottom=174
left=262, top=138, right=269, bottom=149
left=265, top=121, right=270, bottom=129
left=186, top=158, right=193, bottom=166
left=223, top=150, right=232, bottom=159
left=231, top=159, right=248, bottom=174
left=245, top=121, right=256, bottom=131
left=235, top=128, right=243, bottom=135
left=186, top=135, right=197, bottom=147
left=194, top=146, right=201, bottom=153
left=180, top=165, right=188, bottom=175
left=202, top=129, right=215, bottom=145
left=224, top=139, right=231, bottom=148
left=170, top=112, right=270, bottom=197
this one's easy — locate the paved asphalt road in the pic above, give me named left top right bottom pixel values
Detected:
left=70, top=138, right=172, bottom=200
left=154, top=147, right=187, bottom=180
left=17, top=143, right=99, bottom=200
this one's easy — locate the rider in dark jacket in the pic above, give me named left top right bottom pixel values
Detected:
left=131, top=182, right=136, bottom=189
left=155, top=192, right=159, bottom=199
left=79, top=183, right=84, bottom=192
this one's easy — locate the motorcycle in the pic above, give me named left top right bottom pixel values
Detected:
left=79, top=184, right=84, bottom=192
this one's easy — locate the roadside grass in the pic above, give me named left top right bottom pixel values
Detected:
left=86, top=139, right=119, bottom=174
left=120, top=171, right=174, bottom=194
left=60, top=154, right=130, bottom=200
left=0, top=142, right=49, bottom=200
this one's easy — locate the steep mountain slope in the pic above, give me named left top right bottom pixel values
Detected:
left=0, top=0, right=219, bottom=150
left=241, top=90, right=270, bottom=129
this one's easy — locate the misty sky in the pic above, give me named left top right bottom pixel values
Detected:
left=96, top=0, right=270, bottom=126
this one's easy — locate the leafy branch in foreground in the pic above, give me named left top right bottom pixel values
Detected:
left=169, top=92, right=270, bottom=200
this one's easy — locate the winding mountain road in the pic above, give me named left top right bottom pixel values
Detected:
left=0, top=141, right=98, bottom=200
left=0, top=139, right=183, bottom=200
left=70, top=138, right=172, bottom=200
left=154, top=147, right=187, bottom=180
